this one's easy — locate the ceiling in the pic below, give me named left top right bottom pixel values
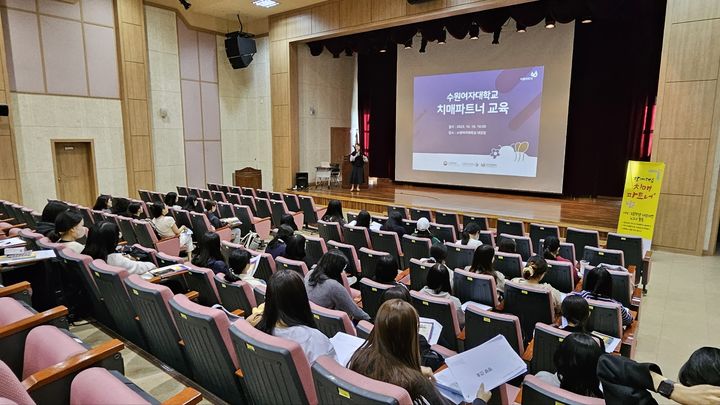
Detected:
left=158, top=0, right=328, bottom=20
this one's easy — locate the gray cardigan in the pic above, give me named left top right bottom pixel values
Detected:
left=304, top=273, right=370, bottom=321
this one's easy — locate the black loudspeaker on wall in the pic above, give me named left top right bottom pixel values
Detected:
left=225, top=31, right=256, bottom=69
left=0, top=105, right=8, bottom=117
left=295, top=172, right=309, bottom=190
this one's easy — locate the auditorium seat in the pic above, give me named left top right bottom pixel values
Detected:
left=155, top=251, right=185, bottom=267
left=434, top=211, right=461, bottom=235
left=211, top=190, right=227, bottom=203
left=586, top=298, right=623, bottom=339
left=169, top=294, right=247, bottom=403
left=116, top=216, right=138, bottom=246
left=583, top=246, right=625, bottom=267
left=310, top=303, right=356, bottom=338
left=387, top=205, right=409, bottom=220
left=327, top=241, right=361, bottom=277
left=243, top=248, right=276, bottom=282
left=91, top=209, right=105, bottom=224
left=77, top=206, right=95, bottom=226
left=359, top=248, right=394, bottom=282
left=496, top=218, right=524, bottom=237
left=253, top=284, right=266, bottom=305
left=359, top=278, right=393, bottom=320
left=408, top=258, right=432, bottom=291
left=400, top=219, right=417, bottom=235
left=276, top=256, right=310, bottom=276
left=226, top=192, right=242, bottom=205
left=539, top=238, right=577, bottom=265
left=565, top=227, right=599, bottom=258
left=342, top=225, right=372, bottom=251
left=282, top=193, right=302, bottom=213
left=346, top=212, right=357, bottom=224
left=499, top=233, right=533, bottom=261
left=131, top=219, right=181, bottom=257
left=216, top=201, right=237, bottom=220
left=88, top=260, right=147, bottom=349
left=528, top=323, right=570, bottom=374
left=305, top=236, right=328, bottom=267
left=370, top=230, right=404, bottom=269
left=254, top=197, right=273, bottom=220
left=233, top=204, right=272, bottom=240
left=529, top=223, right=561, bottom=253
left=504, top=281, right=554, bottom=346
left=241, top=187, right=257, bottom=198
left=521, top=374, right=604, bottom=405
left=213, top=274, right=257, bottom=316
left=298, top=196, right=328, bottom=227
left=355, top=320, right=373, bottom=340
left=124, top=274, right=191, bottom=376
left=452, top=269, right=498, bottom=308
left=401, top=235, right=431, bottom=264
left=409, top=290, right=462, bottom=351
left=464, top=306, right=522, bottom=354
left=478, top=230, right=495, bottom=248
left=176, top=186, right=189, bottom=196
left=312, top=356, right=412, bottom=405
left=138, top=190, right=152, bottom=203
left=543, top=260, right=575, bottom=293
left=443, top=242, right=475, bottom=270
left=57, top=248, right=114, bottom=327
left=317, top=220, right=344, bottom=244
left=18, top=228, right=44, bottom=251
left=184, top=264, right=221, bottom=306
left=173, top=209, right=194, bottom=231
left=268, top=191, right=283, bottom=202
left=199, top=189, right=212, bottom=201
left=229, top=319, right=317, bottom=404
left=270, top=199, right=304, bottom=229
left=190, top=212, right=232, bottom=241
left=409, top=207, right=433, bottom=222
left=240, top=195, right=258, bottom=216
left=462, top=215, right=489, bottom=231
left=429, top=222, right=456, bottom=243
left=0, top=281, right=32, bottom=304
left=493, top=252, right=524, bottom=280
left=606, top=232, right=650, bottom=292
left=371, top=215, right=388, bottom=227
left=580, top=264, right=635, bottom=308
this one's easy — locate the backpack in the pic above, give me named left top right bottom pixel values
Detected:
left=240, top=230, right=262, bottom=250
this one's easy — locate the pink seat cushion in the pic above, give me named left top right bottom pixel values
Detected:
left=0, top=297, right=34, bottom=327
left=315, top=356, right=412, bottom=405
left=172, top=294, right=238, bottom=368
left=126, top=274, right=177, bottom=329
left=0, top=361, right=34, bottom=405
left=23, top=325, right=86, bottom=379
left=70, top=368, right=149, bottom=405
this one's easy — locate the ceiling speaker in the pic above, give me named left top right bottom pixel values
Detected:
left=225, top=32, right=256, bottom=69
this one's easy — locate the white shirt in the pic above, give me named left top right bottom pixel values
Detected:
left=272, top=325, right=337, bottom=364
left=60, top=241, right=85, bottom=254
left=107, top=253, right=156, bottom=275
left=347, top=220, right=381, bottom=232
left=152, top=216, right=177, bottom=238
left=234, top=273, right=265, bottom=288
left=462, top=238, right=483, bottom=249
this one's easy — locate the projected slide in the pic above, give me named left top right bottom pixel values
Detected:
left=412, top=66, right=544, bottom=177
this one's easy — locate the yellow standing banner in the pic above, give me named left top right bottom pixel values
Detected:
left=617, top=160, right=665, bottom=241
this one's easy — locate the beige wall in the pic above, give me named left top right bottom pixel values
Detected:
left=145, top=5, right=186, bottom=193
left=11, top=93, right=127, bottom=210
left=652, top=0, right=720, bottom=254
left=298, top=49, right=355, bottom=180
left=217, top=35, right=273, bottom=190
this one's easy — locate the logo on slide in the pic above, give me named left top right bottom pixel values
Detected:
left=521, top=71, right=539, bottom=81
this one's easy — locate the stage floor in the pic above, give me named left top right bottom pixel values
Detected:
left=296, top=180, right=621, bottom=232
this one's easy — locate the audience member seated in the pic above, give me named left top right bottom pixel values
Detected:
left=204, top=200, right=222, bottom=229
left=466, top=244, right=506, bottom=295
left=164, top=192, right=181, bottom=210
left=281, top=213, right=299, bottom=231
left=420, top=263, right=464, bottom=328
left=182, top=195, right=203, bottom=213
left=253, top=270, right=337, bottom=364
left=224, top=249, right=264, bottom=287
left=83, top=221, right=156, bottom=275
left=127, top=202, right=143, bottom=219
left=561, top=295, right=590, bottom=333
left=412, top=217, right=440, bottom=245
left=421, top=244, right=453, bottom=287
left=112, top=197, right=130, bottom=217
left=348, top=210, right=381, bottom=231
left=284, top=234, right=311, bottom=268
left=50, top=210, right=86, bottom=253
left=572, top=265, right=633, bottom=327
left=348, top=299, right=491, bottom=405
left=535, top=333, right=604, bottom=398
left=92, top=194, right=113, bottom=213
left=321, top=199, right=345, bottom=225
left=381, top=211, right=406, bottom=238
left=459, top=222, right=483, bottom=249
left=381, top=286, right=446, bottom=371
left=598, top=347, right=720, bottom=404
left=36, top=200, right=69, bottom=236
left=543, top=235, right=579, bottom=284
left=266, top=225, right=294, bottom=259
left=150, top=202, right=193, bottom=253
left=374, top=255, right=405, bottom=288
left=510, top=256, right=562, bottom=314
left=191, top=232, right=229, bottom=275
left=497, top=238, right=517, bottom=254
left=305, top=250, right=370, bottom=321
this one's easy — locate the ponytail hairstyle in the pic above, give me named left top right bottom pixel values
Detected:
left=522, top=255, right=548, bottom=280
left=543, top=236, right=561, bottom=260
left=460, top=222, right=481, bottom=245
left=49, top=210, right=84, bottom=242
left=149, top=202, right=166, bottom=219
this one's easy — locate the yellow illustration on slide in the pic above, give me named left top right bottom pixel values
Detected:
left=512, top=142, right=530, bottom=161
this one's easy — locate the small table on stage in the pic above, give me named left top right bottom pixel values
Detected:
left=315, top=166, right=333, bottom=189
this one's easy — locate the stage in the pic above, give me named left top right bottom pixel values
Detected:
left=295, top=180, right=621, bottom=235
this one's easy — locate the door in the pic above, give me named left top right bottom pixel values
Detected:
left=53, top=141, right=97, bottom=207
left=330, top=127, right=351, bottom=165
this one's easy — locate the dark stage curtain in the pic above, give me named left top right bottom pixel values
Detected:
left=358, top=46, right=397, bottom=180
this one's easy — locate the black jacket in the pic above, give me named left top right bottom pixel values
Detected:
left=597, top=354, right=662, bottom=405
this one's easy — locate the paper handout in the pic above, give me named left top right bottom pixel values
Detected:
left=329, top=332, right=366, bottom=367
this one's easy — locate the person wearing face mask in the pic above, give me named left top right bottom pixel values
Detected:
left=50, top=211, right=86, bottom=254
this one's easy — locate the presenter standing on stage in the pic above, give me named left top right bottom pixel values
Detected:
left=349, top=143, right=368, bottom=192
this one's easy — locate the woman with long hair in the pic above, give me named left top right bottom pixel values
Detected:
left=36, top=200, right=69, bottom=236
left=284, top=234, right=311, bottom=268
left=92, top=195, right=112, bottom=212
left=191, top=231, right=228, bottom=275
left=149, top=202, right=193, bottom=254
left=573, top=266, right=633, bottom=326
left=542, top=235, right=579, bottom=284
left=381, top=211, right=406, bottom=238
left=349, top=299, right=491, bottom=404
left=466, top=244, right=505, bottom=294
left=349, top=143, right=368, bottom=192
left=224, top=249, right=264, bottom=287
left=83, top=221, right=155, bottom=275
left=182, top=195, right=203, bottom=213
left=321, top=199, right=345, bottom=224
left=420, top=263, right=464, bottom=327
left=510, top=255, right=562, bottom=314
left=460, top=222, right=483, bottom=249
left=305, top=250, right=369, bottom=321
left=255, top=270, right=336, bottom=364
left=535, top=333, right=604, bottom=397
left=347, top=209, right=381, bottom=231
left=266, top=224, right=294, bottom=259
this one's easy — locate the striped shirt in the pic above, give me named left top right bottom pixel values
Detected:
left=573, top=290, right=634, bottom=326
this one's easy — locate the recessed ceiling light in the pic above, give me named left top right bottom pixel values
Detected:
left=253, top=0, right=279, bottom=8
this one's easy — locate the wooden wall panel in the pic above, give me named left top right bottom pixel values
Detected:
left=0, top=10, right=21, bottom=202
left=671, top=0, right=720, bottom=23
left=665, top=19, right=720, bottom=82
left=271, top=73, right=290, bottom=105
left=372, top=0, right=406, bottom=21
left=286, top=12, right=312, bottom=39
left=339, top=0, right=372, bottom=28
left=659, top=81, right=716, bottom=140
left=654, top=139, right=710, bottom=196
left=407, top=0, right=447, bottom=15
left=654, top=194, right=703, bottom=251
left=270, top=40, right=289, bottom=74
left=312, top=2, right=340, bottom=33
left=115, top=0, right=154, bottom=196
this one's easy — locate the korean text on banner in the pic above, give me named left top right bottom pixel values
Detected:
left=617, top=161, right=665, bottom=240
